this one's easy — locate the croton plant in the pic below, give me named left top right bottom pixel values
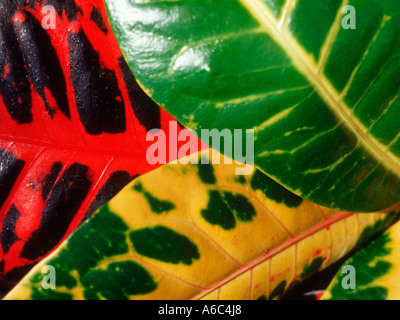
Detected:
left=0, top=0, right=399, bottom=301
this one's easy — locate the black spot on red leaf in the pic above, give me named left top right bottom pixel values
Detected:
left=1, top=205, right=21, bottom=254
left=90, top=6, right=108, bottom=34
left=41, top=162, right=63, bottom=201
left=69, top=29, right=126, bottom=135
left=21, top=163, right=92, bottom=259
left=13, top=10, right=70, bottom=119
left=0, top=18, right=32, bottom=124
left=0, top=0, right=27, bottom=18
left=0, top=148, right=25, bottom=208
left=118, top=56, right=161, bottom=131
left=2, top=263, right=35, bottom=282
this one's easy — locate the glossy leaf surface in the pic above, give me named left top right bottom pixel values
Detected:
left=323, top=220, right=400, bottom=300
left=106, top=0, right=400, bottom=212
left=0, top=0, right=193, bottom=284
left=5, top=150, right=399, bottom=300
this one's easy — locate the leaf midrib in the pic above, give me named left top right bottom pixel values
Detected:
left=239, top=0, right=400, bottom=177
left=0, top=134, right=145, bottom=158
left=192, top=210, right=355, bottom=300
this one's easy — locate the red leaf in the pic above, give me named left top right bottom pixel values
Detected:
left=0, top=0, right=201, bottom=282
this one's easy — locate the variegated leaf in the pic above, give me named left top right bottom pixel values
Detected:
left=5, top=150, right=399, bottom=300
left=106, top=0, right=400, bottom=212
left=322, top=220, right=400, bottom=300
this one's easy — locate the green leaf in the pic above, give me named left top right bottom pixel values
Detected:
left=322, top=220, right=400, bottom=300
left=4, top=150, right=399, bottom=300
left=106, top=0, right=400, bottom=212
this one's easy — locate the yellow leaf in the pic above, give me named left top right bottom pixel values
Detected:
left=5, top=150, right=399, bottom=300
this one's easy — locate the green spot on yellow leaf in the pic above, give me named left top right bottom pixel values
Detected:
left=250, top=171, right=302, bottom=208
left=223, top=192, right=256, bottom=222
left=133, top=182, right=176, bottom=214
left=201, top=189, right=257, bottom=229
left=52, top=205, right=129, bottom=275
left=300, top=257, right=324, bottom=280
left=235, top=175, right=247, bottom=184
left=130, top=226, right=200, bottom=265
left=201, top=190, right=236, bottom=230
left=270, top=280, right=287, bottom=300
left=31, top=288, right=73, bottom=300
left=197, top=159, right=217, bottom=184
left=80, top=261, right=157, bottom=299
left=83, top=289, right=100, bottom=300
